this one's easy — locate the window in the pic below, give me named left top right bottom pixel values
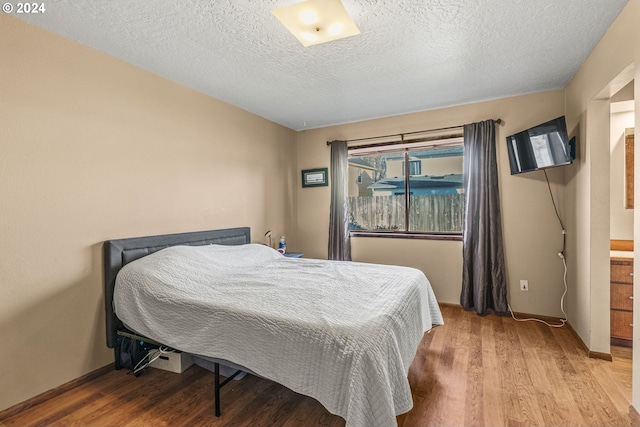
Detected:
left=402, top=160, right=422, bottom=176
left=347, top=135, right=464, bottom=235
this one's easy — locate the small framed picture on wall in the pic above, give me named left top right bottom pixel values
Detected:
left=301, top=168, right=328, bottom=188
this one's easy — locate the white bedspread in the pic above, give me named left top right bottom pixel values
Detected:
left=114, top=244, right=443, bottom=427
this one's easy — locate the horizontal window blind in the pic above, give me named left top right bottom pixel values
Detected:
left=348, top=135, right=463, bottom=157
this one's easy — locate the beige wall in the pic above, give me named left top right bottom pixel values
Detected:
left=297, top=90, right=566, bottom=315
left=421, top=156, right=463, bottom=177
left=0, top=15, right=297, bottom=411
left=386, top=158, right=406, bottom=178
left=563, top=0, right=640, bottom=408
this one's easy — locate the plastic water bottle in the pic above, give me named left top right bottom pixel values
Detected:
left=278, top=236, right=286, bottom=254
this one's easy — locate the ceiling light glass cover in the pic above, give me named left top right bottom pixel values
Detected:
left=273, top=0, right=360, bottom=47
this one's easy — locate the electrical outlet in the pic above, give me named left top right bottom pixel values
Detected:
left=520, top=280, right=529, bottom=291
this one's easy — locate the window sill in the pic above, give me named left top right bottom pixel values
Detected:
left=350, top=231, right=462, bottom=241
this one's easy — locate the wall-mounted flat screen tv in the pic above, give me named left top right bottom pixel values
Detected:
left=506, top=116, right=572, bottom=175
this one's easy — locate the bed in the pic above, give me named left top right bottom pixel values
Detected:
left=104, top=227, right=443, bottom=427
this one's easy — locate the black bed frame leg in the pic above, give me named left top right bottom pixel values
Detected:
left=213, top=361, right=242, bottom=417
left=214, top=362, right=221, bottom=417
left=114, top=343, right=122, bottom=370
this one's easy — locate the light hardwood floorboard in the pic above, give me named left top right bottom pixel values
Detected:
left=1, top=305, right=638, bottom=427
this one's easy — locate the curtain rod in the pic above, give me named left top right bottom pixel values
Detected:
left=326, top=118, right=503, bottom=146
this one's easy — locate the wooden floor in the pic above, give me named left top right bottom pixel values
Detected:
left=2, top=305, right=638, bottom=427
left=612, top=345, right=633, bottom=399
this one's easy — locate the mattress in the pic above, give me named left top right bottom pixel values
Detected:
left=114, top=244, right=443, bottom=427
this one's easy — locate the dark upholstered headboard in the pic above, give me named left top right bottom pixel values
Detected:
left=104, top=227, right=251, bottom=349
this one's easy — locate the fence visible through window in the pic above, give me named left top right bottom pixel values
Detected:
left=348, top=193, right=463, bottom=232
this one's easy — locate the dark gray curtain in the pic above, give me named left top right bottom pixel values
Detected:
left=461, top=120, right=507, bottom=315
left=328, top=140, right=351, bottom=261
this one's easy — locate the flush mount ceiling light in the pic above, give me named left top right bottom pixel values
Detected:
left=272, top=0, right=360, bottom=47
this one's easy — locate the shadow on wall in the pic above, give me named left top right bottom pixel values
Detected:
left=565, top=119, right=582, bottom=183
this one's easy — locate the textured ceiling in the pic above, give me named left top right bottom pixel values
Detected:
left=15, top=0, right=629, bottom=130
